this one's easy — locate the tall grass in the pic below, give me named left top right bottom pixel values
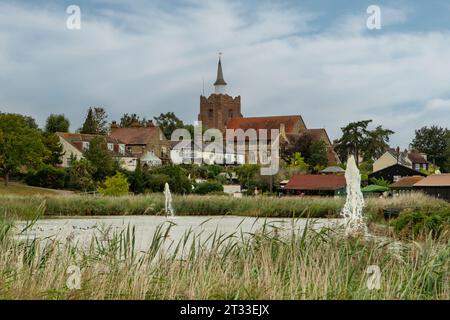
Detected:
left=1, top=193, right=447, bottom=220
left=0, top=215, right=448, bottom=300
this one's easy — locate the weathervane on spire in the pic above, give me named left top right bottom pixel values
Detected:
left=214, top=52, right=227, bottom=93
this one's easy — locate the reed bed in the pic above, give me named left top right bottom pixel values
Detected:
left=0, top=193, right=447, bottom=221
left=0, top=216, right=448, bottom=300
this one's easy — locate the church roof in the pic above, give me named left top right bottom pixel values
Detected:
left=214, top=57, right=227, bottom=86
left=227, top=115, right=305, bottom=133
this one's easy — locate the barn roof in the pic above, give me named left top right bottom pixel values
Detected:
left=285, top=175, right=346, bottom=191
left=390, top=176, right=425, bottom=188
left=413, top=174, right=450, bottom=187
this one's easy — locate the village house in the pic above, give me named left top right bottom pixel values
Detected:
left=197, top=56, right=340, bottom=166
left=56, top=132, right=135, bottom=169
left=109, top=120, right=171, bottom=165
left=373, top=148, right=429, bottom=172
left=368, top=163, right=427, bottom=183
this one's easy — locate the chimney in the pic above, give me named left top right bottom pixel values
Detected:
left=111, top=121, right=118, bottom=131
left=396, top=146, right=400, bottom=163
left=131, top=120, right=141, bottom=128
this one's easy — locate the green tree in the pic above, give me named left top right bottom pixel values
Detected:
left=362, top=125, right=395, bottom=161
left=119, top=113, right=147, bottom=127
left=98, top=172, right=130, bottom=196
left=129, top=159, right=145, bottom=194
left=0, top=113, right=45, bottom=186
left=41, top=132, right=64, bottom=166
left=45, top=114, right=70, bottom=133
left=65, top=159, right=95, bottom=192
left=411, top=126, right=449, bottom=169
left=280, top=133, right=312, bottom=163
left=153, top=112, right=184, bottom=139
left=333, top=120, right=371, bottom=164
left=83, top=137, right=114, bottom=181
left=289, top=152, right=309, bottom=171
left=307, top=140, right=328, bottom=169
left=333, top=120, right=394, bottom=164
left=80, top=107, right=108, bottom=134
left=235, top=164, right=260, bottom=192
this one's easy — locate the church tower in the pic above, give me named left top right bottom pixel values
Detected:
left=198, top=55, right=242, bottom=132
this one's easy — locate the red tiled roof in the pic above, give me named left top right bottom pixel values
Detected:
left=408, top=150, right=428, bottom=164
left=56, top=132, right=123, bottom=144
left=285, top=175, right=346, bottom=191
left=109, top=127, right=163, bottom=145
left=227, top=115, right=305, bottom=133
left=414, top=174, right=450, bottom=187
left=390, top=176, right=425, bottom=188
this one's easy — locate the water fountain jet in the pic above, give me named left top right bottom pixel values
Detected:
left=341, top=155, right=367, bottom=235
left=164, top=183, right=175, bottom=218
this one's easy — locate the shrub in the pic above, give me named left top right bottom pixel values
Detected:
left=391, top=207, right=450, bottom=239
left=98, top=172, right=130, bottom=196
left=194, top=181, right=224, bottom=195
left=25, top=165, right=66, bottom=189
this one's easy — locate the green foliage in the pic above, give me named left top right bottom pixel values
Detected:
left=145, top=173, right=170, bottom=192
left=41, top=132, right=64, bottom=166
left=83, top=137, right=114, bottom=181
left=119, top=113, right=147, bottom=127
left=98, top=172, right=130, bottom=196
left=333, top=120, right=394, bottom=163
left=0, top=113, right=45, bottom=185
left=153, top=112, right=184, bottom=139
left=359, top=160, right=374, bottom=174
left=307, top=140, right=328, bottom=168
left=128, top=160, right=145, bottom=194
left=370, top=177, right=391, bottom=188
left=148, top=165, right=192, bottom=194
left=411, top=126, right=450, bottom=171
left=289, top=152, right=308, bottom=171
left=391, top=207, right=450, bottom=239
left=45, top=114, right=70, bottom=133
left=25, top=164, right=66, bottom=189
left=194, top=181, right=224, bottom=195
left=65, top=159, right=95, bottom=192
left=80, top=107, right=108, bottom=134
left=235, top=164, right=260, bottom=191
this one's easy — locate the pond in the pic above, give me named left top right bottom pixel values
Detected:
left=16, top=216, right=342, bottom=252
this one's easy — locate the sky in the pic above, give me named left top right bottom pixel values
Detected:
left=1, top=0, right=450, bottom=148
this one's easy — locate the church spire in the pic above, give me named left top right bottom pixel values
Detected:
left=214, top=53, right=227, bottom=94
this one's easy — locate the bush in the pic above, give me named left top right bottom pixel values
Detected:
left=194, top=181, right=224, bottom=195
left=391, top=207, right=450, bottom=239
left=98, top=172, right=130, bottom=196
left=25, top=165, right=66, bottom=189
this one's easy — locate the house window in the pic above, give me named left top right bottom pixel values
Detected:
left=228, top=109, right=233, bottom=118
left=393, top=175, right=401, bottom=182
left=414, top=163, right=420, bottom=171
left=82, top=142, right=89, bottom=151
left=107, top=143, right=114, bottom=151
left=209, top=109, right=214, bottom=118
left=119, top=144, right=125, bottom=155
left=161, top=146, right=167, bottom=157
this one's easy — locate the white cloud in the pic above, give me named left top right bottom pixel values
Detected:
left=426, top=99, right=450, bottom=110
left=0, top=1, right=449, bottom=149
